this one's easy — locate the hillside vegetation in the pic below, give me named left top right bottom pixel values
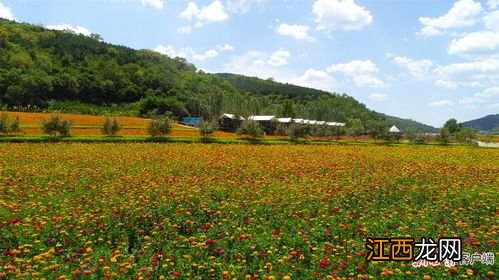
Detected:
left=461, top=114, right=499, bottom=132
left=0, top=19, right=434, bottom=131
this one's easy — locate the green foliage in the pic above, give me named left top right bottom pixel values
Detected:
left=437, top=127, right=450, bottom=145
left=139, top=96, right=188, bottom=118
left=147, top=115, right=172, bottom=137
left=197, top=120, right=219, bottom=139
left=236, top=119, right=263, bottom=138
left=366, top=119, right=389, bottom=141
left=274, top=123, right=288, bottom=136
left=456, top=127, right=477, bottom=144
left=102, top=117, right=121, bottom=136
left=0, top=112, right=21, bottom=135
left=331, top=126, right=346, bottom=141
left=460, top=114, right=499, bottom=132
left=41, top=115, right=73, bottom=136
left=287, top=123, right=309, bottom=141
left=443, top=118, right=462, bottom=134
left=381, top=114, right=437, bottom=133
left=347, top=118, right=364, bottom=141
left=410, top=133, right=431, bottom=144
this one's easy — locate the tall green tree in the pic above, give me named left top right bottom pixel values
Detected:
left=347, top=118, right=364, bottom=141
left=443, top=119, right=461, bottom=134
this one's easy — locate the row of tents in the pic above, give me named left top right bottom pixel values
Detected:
left=219, top=113, right=346, bottom=133
left=181, top=114, right=401, bottom=134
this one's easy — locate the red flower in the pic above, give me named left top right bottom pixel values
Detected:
left=319, top=257, right=330, bottom=267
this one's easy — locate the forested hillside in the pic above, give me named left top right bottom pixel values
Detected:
left=380, top=114, right=437, bottom=133
left=461, top=114, right=499, bottom=132
left=0, top=19, right=434, bottom=131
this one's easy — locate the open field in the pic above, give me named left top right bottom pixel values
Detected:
left=0, top=143, right=497, bottom=279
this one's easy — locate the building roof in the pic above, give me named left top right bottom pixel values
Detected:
left=248, top=115, right=276, bottom=121
left=222, top=113, right=244, bottom=120
left=277, top=117, right=293, bottom=123
left=327, top=122, right=346, bottom=127
left=389, top=125, right=400, bottom=133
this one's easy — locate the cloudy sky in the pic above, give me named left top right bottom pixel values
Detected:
left=1, top=0, right=499, bottom=127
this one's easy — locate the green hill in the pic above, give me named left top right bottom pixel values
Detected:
left=380, top=114, right=437, bottom=133
left=0, top=19, right=434, bottom=131
left=461, top=114, right=499, bottom=132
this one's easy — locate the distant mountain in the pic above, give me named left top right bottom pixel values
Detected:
left=461, top=114, right=499, bottom=132
left=380, top=114, right=437, bottom=133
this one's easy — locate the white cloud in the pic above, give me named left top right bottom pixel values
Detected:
left=276, top=23, right=315, bottom=42
left=435, top=59, right=499, bottom=77
left=220, top=52, right=335, bottom=91
left=459, top=96, right=485, bottom=104
left=225, top=0, right=265, bottom=14
left=475, top=86, right=499, bottom=97
left=0, top=2, right=15, bottom=21
left=176, top=25, right=192, bottom=34
left=180, top=1, right=228, bottom=23
left=484, top=10, right=499, bottom=32
left=141, top=0, right=164, bottom=9
left=487, top=0, right=499, bottom=9
left=458, top=86, right=499, bottom=106
left=326, top=59, right=384, bottom=88
left=391, top=56, right=433, bottom=79
left=192, top=49, right=219, bottom=61
left=312, top=0, right=373, bottom=32
left=429, top=100, right=453, bottom=107
left=217, top=43, right=234, bottom=51
left=154, top=45, right=190, bottom=58
left=418, top=26, right=442, bottom=37
left=154, top=45, right=220, bottom=62
left=267, top=48, right=290, bottom=67
left=448, top=31, right=499, bottom=56
left=435, top=80, right=458, bottom=90
left=294, top=69, right=336, bottom=91
left=45, top=24, right=92, bottom=36
left=181, top=2, right=200, bottom=20
left=368, top=93, right=387, bottom=101
left=418, top=0, right=482, bottom=37
left=252, top=59, right=265, bottom=66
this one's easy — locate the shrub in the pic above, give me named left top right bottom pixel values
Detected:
left=0, top=112, right=21, bottom=135
left=236, top=119, right=263, bottom=138
left=198, top=120, right=219, bottom=139
left=147, top=115, right=172, bottom=137
left=41, top=115, right=73, bottom=136
left=102, top=117, right=121, bottom=136
left=410, top=132, right=430, bottom=144
left=456, top=127, right=477, bottom=144
left=287, top=123, right=309, bottom=141
left=437, top=127, right=450, bottom=145
left=274, top=123, right=288, bottom=136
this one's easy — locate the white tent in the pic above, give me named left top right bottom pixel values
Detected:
left=277, top=117, right=293, bottom=123
left=248, top=115, right=275, bottom=121
left=222, top=113, right=244, bottom=120
left=389, top=125, right=400, bottom=133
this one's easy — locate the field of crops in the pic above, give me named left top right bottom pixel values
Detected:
left=0, top=143, right=497, bottom=279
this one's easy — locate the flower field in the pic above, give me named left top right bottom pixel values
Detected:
left=4, top=112, right=239, bottom=138
left=0, top=143, right=497, bottom=279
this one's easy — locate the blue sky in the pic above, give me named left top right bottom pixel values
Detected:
left=1, top=0, right=499, bottom=127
